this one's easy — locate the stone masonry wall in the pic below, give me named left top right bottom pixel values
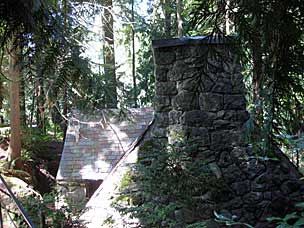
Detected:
left=152, top=37, right=304, bottom=227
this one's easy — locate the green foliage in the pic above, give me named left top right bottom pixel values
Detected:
left=21, top=128, right=57, bottom=163
left=279, top=133, right=304, bottom=169
left=115, top=139, right=229, bottom=227
left=186, top=222, right=207, bottom=228
left=13, top=191, right=68, bottom=228
left=266, top=202, right=304, bottom=228
left=188, top=0, right=304, bottom=151
left=267, top=212, right=304, bottom=228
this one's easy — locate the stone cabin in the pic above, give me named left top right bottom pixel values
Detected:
left=56, top=108, right=154, bottom=205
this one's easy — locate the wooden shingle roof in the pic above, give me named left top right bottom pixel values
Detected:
left=56, top=107, right=154, bottom=181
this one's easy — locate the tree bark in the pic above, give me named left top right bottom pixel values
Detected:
left=225, top=0, right=230, bottom=34
left=8, top=37, right=22, bottom=169
left=131, top=0, right=137, bottom=107
left=20, top=74, right=26, bottom=127
left=176, top=0, right=183, bottom=37
left=164, top=0, right=171, bottom=37
left=103, top=0, right=117, bottom=108
left=62, top=86, right=68, bottom=141
left=252, top=36, right=263, bottom=129
left=35, top=79, right=46, bottom=133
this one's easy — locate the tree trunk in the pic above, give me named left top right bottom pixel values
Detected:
left=176, top=0, right=183, bottom=37
left=30, top=90, right=35, bottom=127
left=225, top=0, right=230, bottom=34
left=20, top=74, right=26, bottom=127
left=251, top=38, right=263, bottom=144
left=8, top=37, right=22, bottom=169
left=36, top=79, right=46, bottom=133
left=62, top=86, right=68, bottom=141
left=131, top=0, right=137, bottom=107
left=164, top=0, right=171, bottom=37
left=252, top=37, right=263, bottom=129
left=250, top=7, right=263, bottom=141
left=103, top=0, right=117, bottom=108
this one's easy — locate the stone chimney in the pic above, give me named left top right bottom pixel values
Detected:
left=152, top=37, right=304, bottom=226
left=152, top=36, right=248, bottom=148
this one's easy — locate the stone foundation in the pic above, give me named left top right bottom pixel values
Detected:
left=152, top=37, right=304, bottom=227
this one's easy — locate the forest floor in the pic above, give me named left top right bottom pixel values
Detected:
left=0, top=135, right=63, bottom=194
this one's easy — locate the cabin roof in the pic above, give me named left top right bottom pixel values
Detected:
left=56, top=107, right=154, bottom=181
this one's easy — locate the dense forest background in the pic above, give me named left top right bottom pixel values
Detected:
left=0, top=0, right=303, bottom=227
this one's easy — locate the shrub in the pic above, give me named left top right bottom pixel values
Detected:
left=114, top=139, right=228, bottom=228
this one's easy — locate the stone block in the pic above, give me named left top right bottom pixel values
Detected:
left=222, top=197, right=243, bottom=210
left=223, top=164, right=243, bottom=183
left=199, top=93, right=223, bottom=112
left=240, top=159, right=266, bottom=180
left=201, top=75, right=214, bottom=92
left=155, top=65, right=168, bottom=82
left=228, top=121, right=245, bottom=130
left=212, top=79, right=232, bottom=94
left=153, top=48, right=176, bottom=65
left=155, top=112, right=169, bottom=128
left=192, top=45, right=209, bottom=58
left=263, top=192, right=272, bottom=200
left=181, top=110, right=216, bottom=127
left=251, top=179, right=268, bottom=192
left=175, top=46, right=192, bottom=60
left=231, top=73, right=244, bottom=94
left=281, top=180, right=301, bottom=195
left=154, top=96, right=171, bottom=112
left=230, top=147, right=248, bottom=165
left=169, top=110, right=183, bottom=124
left=174, top=208, right=196, bottom=224
left=218, top=151, right=232, bottom=167
left=255, top=172, right=272, bottom=185
left=155, top=81, right=177, bottom=96
left=216, top=110, right=236, bottom=121
left=213, top=120, right=231, bottom=129
left=182, top=67, right=200, bottom=80
left=207, top=58, right=222, bottom=74
left=198, top=203, right=217, bottom=219
left=223, top=61, right=241, bottom=74
left=189, top=127, right=210, bottom=145
left=243, top=192, right=263, bottom=205
left=184, top=56, right=203, bottom=65
left=151, top=127, right=167, bottom=138
left=224, top=95, right=246, bottom=110
left=232, top=180, right=251, bottom=196
left=177, top=77, right=198, bottom=92
left=211, top=130, right=242, bottom=149
left=279, top=162, right=290, bottom=174
left=172, top=91, right=199, bottom=111
left=196, top=149, right=215, bottom=161
left=168, top=60, right=186, bottom=81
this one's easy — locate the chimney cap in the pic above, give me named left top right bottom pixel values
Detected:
left=152, top=36, right=235, bottom=49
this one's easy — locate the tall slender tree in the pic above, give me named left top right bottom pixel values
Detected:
left=131, top=0, right=137, bottom=107
left=8, top=35, right=22, bottom=169
left=176, top=0, right=183, bottom=37
left=103, top=0, right=118, bottom=108
left=163, top=0, right=172, bottom=37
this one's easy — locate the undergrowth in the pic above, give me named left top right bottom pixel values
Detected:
left=114, top=139, right=228, bottom=228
